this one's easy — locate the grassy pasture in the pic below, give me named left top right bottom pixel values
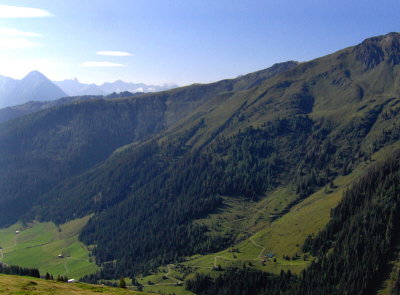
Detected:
left=0, top=215, right=98, bottom=279
left=0, top=274, right=151, bottom=295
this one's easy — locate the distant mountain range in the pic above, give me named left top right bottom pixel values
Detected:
left=0, top=71, right=66, bottom=108
left=0, top=71, right=178, bottom=108
left=54, top=78, right=178, bottom=96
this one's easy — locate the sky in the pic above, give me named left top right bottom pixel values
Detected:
left=0, top=0, right=399, bottom=86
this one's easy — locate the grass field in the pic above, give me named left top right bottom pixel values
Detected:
left=0, top=216, right=99, bottom=279
left=0, top=274, right=152, bottom=295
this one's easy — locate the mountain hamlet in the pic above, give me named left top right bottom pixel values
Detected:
left=1, top=32, right=400, bottom=295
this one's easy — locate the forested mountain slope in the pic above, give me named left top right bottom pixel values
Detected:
left=0, top=95, right=103, bottom=124
left=185, top=151, right=400, bottom=295
left=1, top=32, right=400, bottom=288
left=22, top=32, right=400, bottom=279
left=0, top=92, right=146, bottom=124
left=0, top=61, right=297, bottom=226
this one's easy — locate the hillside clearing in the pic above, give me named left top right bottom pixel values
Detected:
left=0, top=216, right=98, bottom=279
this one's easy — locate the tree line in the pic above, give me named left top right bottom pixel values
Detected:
left=0, top=264, right=40, bottom=278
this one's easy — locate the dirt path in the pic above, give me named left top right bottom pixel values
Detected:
left=5, top=235, right=18, bottom=250
left=165, top=264, right=183, bottom=284
left=0, top=234, right=19, bottom=265
left=62, top=260, right=69, bottom=276
left=142, top=266, right=179, bottom=286
left=142, top=264, right=183, bottom=287
left=214, top=205, right=267, bottom=265
left=249, top=237, right=266, bottom=260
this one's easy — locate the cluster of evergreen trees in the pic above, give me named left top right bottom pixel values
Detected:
left=44, top=272, right=70, bottom=282
left=297, top=152, right=400, bottom=294
left=0, top=263, right=40, bottom=278
left=185, top=268, right=295, bottom=295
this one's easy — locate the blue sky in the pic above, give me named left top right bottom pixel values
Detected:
left=0, top=0, right=399, bottom=85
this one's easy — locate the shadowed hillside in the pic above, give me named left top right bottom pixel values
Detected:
left=0, top=61, right=297, bottom=226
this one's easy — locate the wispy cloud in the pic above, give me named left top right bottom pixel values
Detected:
left=81, top=61, right=125, bottom=68
left=0, top=28, right=42, bottom=49
left=0, top=28, right=42, bottom=37
left=0, top=5, right=52, bottom=18
left=0, top=37, right=39, bottom=49
left=96, top=51, right=132, bottom=57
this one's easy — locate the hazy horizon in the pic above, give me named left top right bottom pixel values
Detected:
left=1, top=70, right=179, bottom=87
